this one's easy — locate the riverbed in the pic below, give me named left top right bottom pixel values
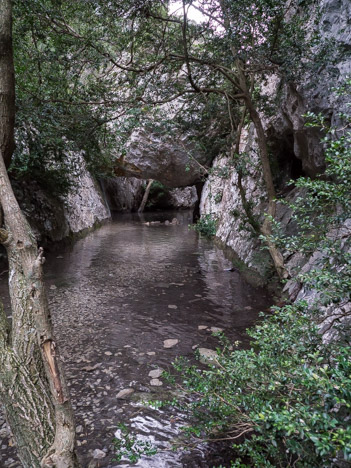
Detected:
left=0, top=211, right=271, bottom=467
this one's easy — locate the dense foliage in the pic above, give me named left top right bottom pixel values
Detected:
left=10, top=0, right=322, bottom=198
left=166, top=93, right=351, bottom=467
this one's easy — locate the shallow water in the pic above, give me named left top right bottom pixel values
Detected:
left=0, top=211, right=271, bottom=467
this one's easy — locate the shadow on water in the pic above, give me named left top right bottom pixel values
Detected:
left=0, top=210, right=272, bottom=467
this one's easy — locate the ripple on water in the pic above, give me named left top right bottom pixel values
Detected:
left=0, top=211, right=272, bottom=467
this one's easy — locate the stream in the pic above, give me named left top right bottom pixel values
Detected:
left=0, top=211, right=272, bottom=468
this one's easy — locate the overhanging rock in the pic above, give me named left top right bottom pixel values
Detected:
left=114, top=130, right=208, bottom=188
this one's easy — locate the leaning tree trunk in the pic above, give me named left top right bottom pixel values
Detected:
left=0, top=151, right=79, bottom=467
left=244, top=97, right=289, bottom=280
left=0, top=0, right=79, bottom=466
left=138, top=179, right=154, bottom=213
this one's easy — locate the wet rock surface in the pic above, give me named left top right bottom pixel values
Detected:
left=0, top=211, right=271, bottom=467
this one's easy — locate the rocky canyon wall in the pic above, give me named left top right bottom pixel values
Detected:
left=200, top=0, right=351, bottom=305
left=12, top=154, right=111, bottom=243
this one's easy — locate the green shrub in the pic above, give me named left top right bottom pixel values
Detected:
left=170, top=91, right=351, bottom=467
left=170, top=303, right=351, bottom=467
left=191, top=214, right=217, bottom=238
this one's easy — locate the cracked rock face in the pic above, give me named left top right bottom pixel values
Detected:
left=115, top=130, right=207, bottom=188
left=268, top=0, right=351, bottom=177
left=12, top=153, right=110, bottom=243
left=101, top=177, right=144, bottom=212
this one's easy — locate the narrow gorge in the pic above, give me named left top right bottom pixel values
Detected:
left=0, top=0, right=350, bottom=467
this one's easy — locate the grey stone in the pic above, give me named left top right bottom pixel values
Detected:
left=92, top=449, right=106, bottom=459
left=163, top=339, right=179, bottom=348
left=148, top=368, right=163, bottom=379
left=198, top=348, right=218, bottom=364
left=116, top=388, right=134, bottom=399
left=0, top=428, right=10, bottom=438
left=150, top=378, right=163, bottom=386
left=117, top=129, right=207, bottom=187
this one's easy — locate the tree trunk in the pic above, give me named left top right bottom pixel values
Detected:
left=217, top=0, right=288, bottom=280
left=244, top=97, right=288, bottom=280
left=0, top=149, right=80, bottom=467
left=138, top=179, right=154, bottom=213
left=0, top=0, right=15, bottom=167
left=0, top=0, right=80, bottom=465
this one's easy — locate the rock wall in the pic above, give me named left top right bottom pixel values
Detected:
left=101, top=177, right=144, bottom=212
left=168, top=186, right=198, bottom=209
left=12, top=155, right=111, bottom=243
left=115, top=129, right=207, bottom=187
left=200, top=127, right=271, bottom=277
left=200, top=0, right=350, bottom=286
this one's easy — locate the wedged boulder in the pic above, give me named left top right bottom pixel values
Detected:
left=114, top=130, right=207, bottom=188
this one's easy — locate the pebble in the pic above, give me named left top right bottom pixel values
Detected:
left=146, top=351, right=156, bottom=356
left=163, top=339, right=179, bottom=348
left=0, top=428, right=9, bottom=438
left=104, top=351, right=112, bottom=356
left=198, top=325, right=208, bottom=330
left=150, top=379, right=163, bottom=386
left=168, top=304, right=177, bottom=309
left=92, top=449, right=106, bottom=459
left=116, top=388, right=134, bottom=399
left=49, top=285, right=57, bottom=290
left=148, top=368, right=163, bottom=379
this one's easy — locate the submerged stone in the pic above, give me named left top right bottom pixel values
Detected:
left=150, top=378, right=163, bottom=386
left=116, top=388, right=134, bottom=399
left=148, top=368, right=163, bottom=379
left=163, top=339, right=179, bottom=348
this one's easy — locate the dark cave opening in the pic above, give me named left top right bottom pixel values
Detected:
left=270, top=132, right=305, bottom=192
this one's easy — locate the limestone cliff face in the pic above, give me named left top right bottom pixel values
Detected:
left=200, top=0, right=351, bottom=293
left=13, top=154, right=111, bottom=243
left=200, top=127, right=271, bottom=277
left=116, top=129, right=207, bottom=188
left=101, top=177, right=144, bottom=212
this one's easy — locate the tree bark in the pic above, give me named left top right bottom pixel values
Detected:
left=0, top=148, right=80, bottom=467
left=0, top=0, right=15, bottom=167
left=244, top=96, right=289, bottom=280
left=138, top=179, right=154, bottom=213
left=0, top=0, right=80, bottom=465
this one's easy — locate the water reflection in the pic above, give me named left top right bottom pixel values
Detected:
left=0, top=211, right=271, bottom=467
